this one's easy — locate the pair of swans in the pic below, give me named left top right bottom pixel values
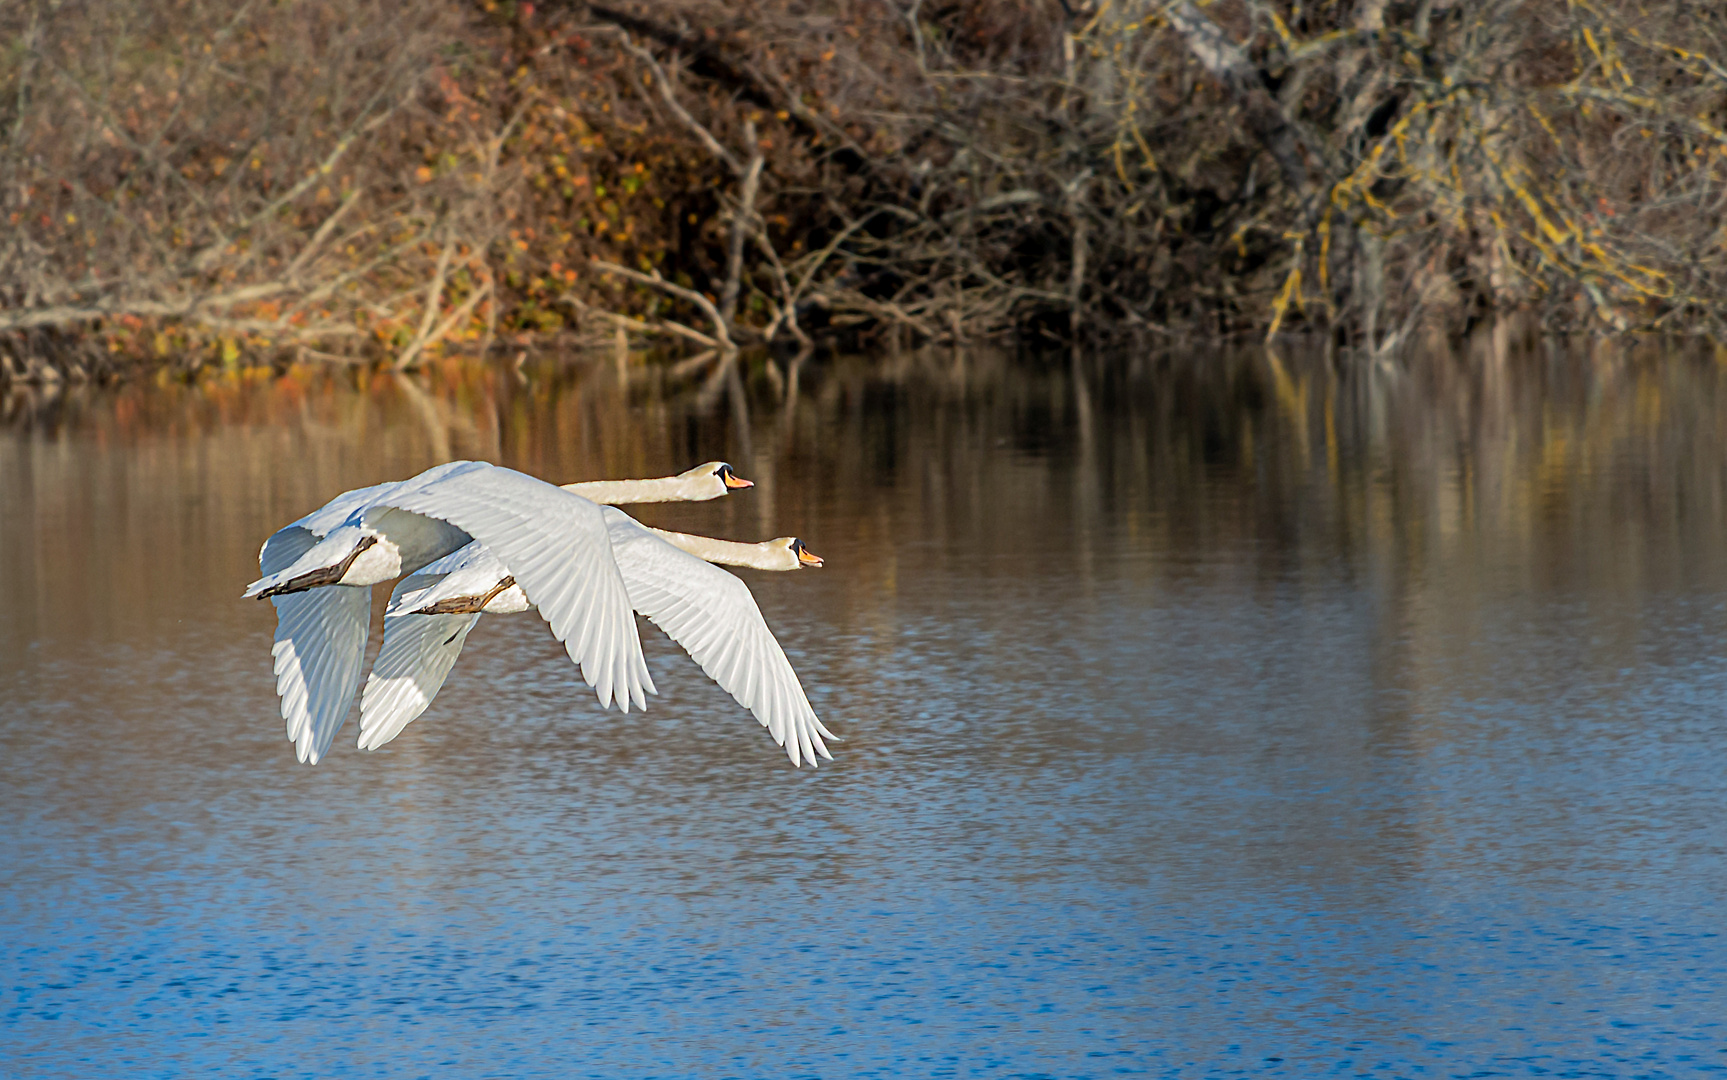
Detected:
left=244, top=461, right=833, bottom=767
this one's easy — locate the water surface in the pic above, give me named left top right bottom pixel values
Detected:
left=4, top=343, right=1727, bottom=1076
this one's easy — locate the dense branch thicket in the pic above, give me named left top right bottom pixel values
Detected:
left=3, top=0, right=1726, bottom=380
left=0, top=0, right=505, bottom=378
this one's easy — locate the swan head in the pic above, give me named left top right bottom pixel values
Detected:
left=678, top=461, right=754, bottom=499
left=776, top=537, right=824, bottom=569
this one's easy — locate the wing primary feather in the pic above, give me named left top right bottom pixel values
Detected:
left=600, top=507, right=831, bottom=767
left=369, top=465, right=650, bottom=713
left=269, top=585, right=370, bottom=765
left=358, top=609, right=480, bottom=750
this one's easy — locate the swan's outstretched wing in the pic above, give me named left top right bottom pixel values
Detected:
left=602, top=507, right=834, bottom=767
left=372, top=466, right=653, bottom=712
left=260, top=524, right=369, bottom=764
left=288, top=462, right=484, bottom=537
left=271, top=589, right=370, bottom=764
left=357, top=542, right=509, bottom=750
left=261, top=523, right=318, bottom=578
left=357, top=607, right=480, bottom=751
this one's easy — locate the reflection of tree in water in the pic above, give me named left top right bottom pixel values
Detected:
left=5, top=333, right=1727, bottom=613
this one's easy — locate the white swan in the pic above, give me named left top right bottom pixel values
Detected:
left=247, top=462, right=754, bottom=764
left=359, top=523, right=831, bottom=764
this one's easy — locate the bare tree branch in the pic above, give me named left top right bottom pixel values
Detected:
left=610, top=33, right=745, bottom=177
left=719, top=123, right=765, bottom=332
left=592, top=258, right=736, bottom=354
left=396, top=225, right=457, bottom=370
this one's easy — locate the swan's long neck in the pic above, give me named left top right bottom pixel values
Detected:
left=650, top=528, right=791, bottom=570
left=563, top=476, right=702, bottom=505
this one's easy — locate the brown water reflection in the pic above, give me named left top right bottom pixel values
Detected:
left=6, top=337, right=1725, bottom=656
left=3, top=338, right=1726, bottom=1073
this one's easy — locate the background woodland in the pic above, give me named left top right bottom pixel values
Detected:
left=4, top=0, right=1726, bottom=381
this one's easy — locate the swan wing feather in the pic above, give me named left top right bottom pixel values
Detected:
left=371, top=465, right=652, bottom=712
left=358, top=606, right=481, bottom=751
left=357, top=542, right=501, bottom=749
left=259, top=523, right=368, bottom=764
left=254, top=463, right=493, bottom=762
left=260, top=523, right=317, bottom=576
left=602, top=507, right=833, bottom=766
left=270, top=586, right=371, bottom=764
left=288, top=462, right=485, bottom=537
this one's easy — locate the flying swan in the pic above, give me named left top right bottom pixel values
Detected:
left=246, top=461, right=830, bottom=766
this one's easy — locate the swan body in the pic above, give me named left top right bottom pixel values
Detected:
left=359, top=515, right=831, bottom=765
left=384, top=529, right=823, bottom=619
left=248, top=461, right=660, bottom=763
left=249, top=462, right=763, bottom=765
left=245, top=461, right=490, bottom=596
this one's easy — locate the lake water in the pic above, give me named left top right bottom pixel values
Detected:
left=3, top=341, right=1726, bottom=1077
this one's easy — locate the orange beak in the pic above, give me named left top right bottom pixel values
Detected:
left=797, top=546, right=824, bottom=567
left=723, top=471, right=754, bottom=490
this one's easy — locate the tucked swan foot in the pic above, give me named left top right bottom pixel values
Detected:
left=254, top=535, right=380, bottom=598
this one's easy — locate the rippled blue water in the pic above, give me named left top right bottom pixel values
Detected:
left=3, top=350, right=1726, bottom=1076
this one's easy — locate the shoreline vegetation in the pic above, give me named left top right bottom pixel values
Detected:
left=3, top=0, right=1726, bottom=385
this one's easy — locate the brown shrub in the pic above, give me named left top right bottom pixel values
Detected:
left=4, top=0, right=1727, bottom=380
